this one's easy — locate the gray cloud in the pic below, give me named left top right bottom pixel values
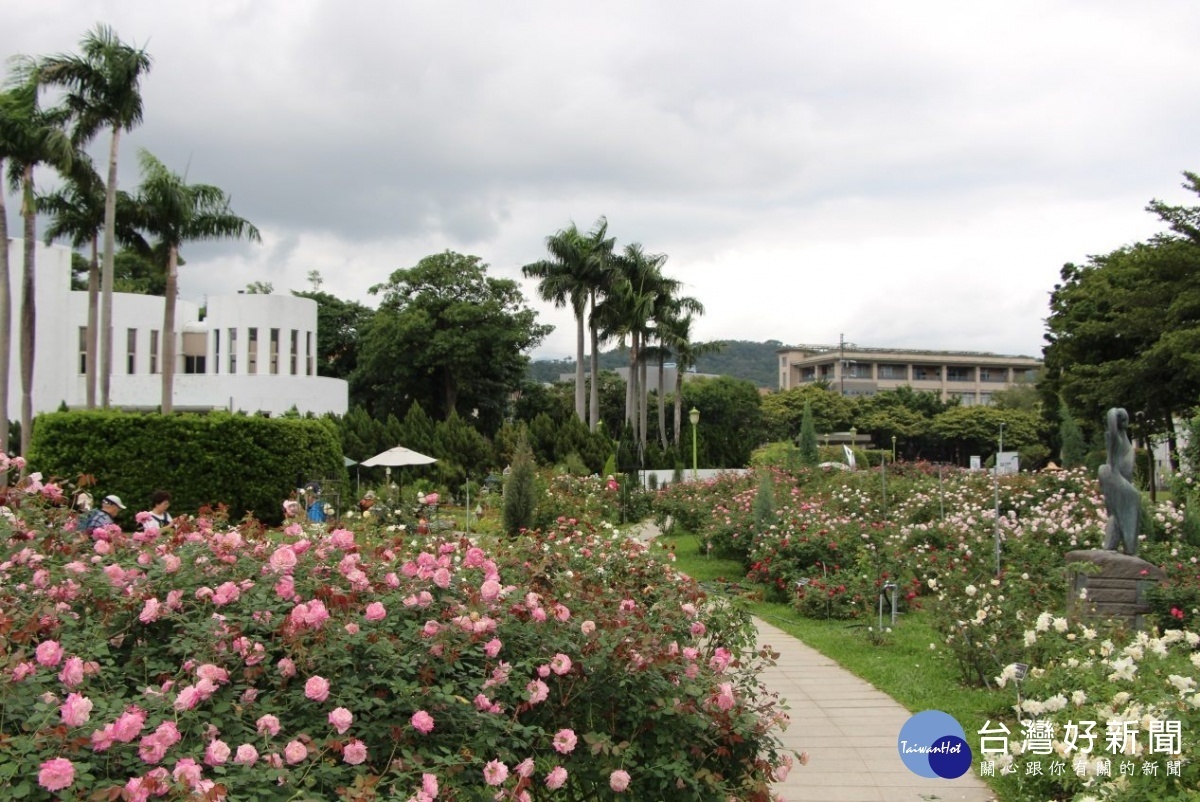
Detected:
left=6, top=0, right=1200, bottom=363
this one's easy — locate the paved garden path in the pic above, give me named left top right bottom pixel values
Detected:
left=631, top=522, right=997, bottom=801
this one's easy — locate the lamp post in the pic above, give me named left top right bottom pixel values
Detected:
left=689, top=407, right=700, bottom=481
left=892, top=435, right=897, bottom=463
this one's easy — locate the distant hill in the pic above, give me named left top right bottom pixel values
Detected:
left=527, top=340, right=783, bottom=388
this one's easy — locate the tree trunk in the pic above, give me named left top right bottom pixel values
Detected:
left=639, top=356, right=649, bottom=452
left=100, top=126, right=121, bottom=408
left=0, top=158, right=10, bottom=474
left=161, top=246, right=179, bottom=414
left=626, top=333, right=638, bottom=432
left=86, top=236, right=99, bottom=409
left=19, top=167, right=36, bottom=466
left=673, top=369, right=684, bottom=446
left=573, top=305, right=586, bottom=423
left=588, top=291, right=600, bottom=432
left=657, top=356, right=666, bottom=450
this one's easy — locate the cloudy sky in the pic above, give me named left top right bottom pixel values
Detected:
left=6, top=1, right=1199, bottom=362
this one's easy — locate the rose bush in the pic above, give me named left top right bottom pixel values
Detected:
left=0, top=456, right=793, bottom=801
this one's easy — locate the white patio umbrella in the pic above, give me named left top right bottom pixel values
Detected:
left=361, top=446, right=437, bottom=467
left=361, top=446, right=437, bottom=502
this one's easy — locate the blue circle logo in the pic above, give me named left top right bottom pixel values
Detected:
left=897, top=710, right=973, bottom=779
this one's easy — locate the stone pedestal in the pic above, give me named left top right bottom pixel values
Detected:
left=1065, top=550, right=1166, bottom=629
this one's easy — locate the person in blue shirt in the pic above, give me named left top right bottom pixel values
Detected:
left=305, top=487, right=326, bottom=523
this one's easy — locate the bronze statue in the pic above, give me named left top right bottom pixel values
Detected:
left=1097, top=407, right=1140, bottom=555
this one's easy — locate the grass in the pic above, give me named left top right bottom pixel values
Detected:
left=657, top=530, right=1013, bottom=799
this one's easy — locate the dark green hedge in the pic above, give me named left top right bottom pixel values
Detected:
left=28, top=411, right=347, bottom=525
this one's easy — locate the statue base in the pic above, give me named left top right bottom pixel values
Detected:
left=1065, top=550, right=1165, bottom=630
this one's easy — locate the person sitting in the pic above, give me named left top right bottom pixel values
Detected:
left=82, top=494, right=125, bottom=532
left=306, top=488, right=327, bottom=523
left=142, top=490, right=174, bottom=531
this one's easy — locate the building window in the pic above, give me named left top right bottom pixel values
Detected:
left=78, top=327, right=87, bottom=374
left=126, top=328, right=137, bottom=374
left=270, top=328, right=280, bottom=374
left=980, top=368, right=1008, bottom=383
left=947, top=366, right=974, bottom=382
left=228, top=328, right=238, bottom=374
left=247, top=328, right=258, bottom=375
left=801, top=367, right=816, bottom=381
left=844, top=362, right=869, bottom=378
left=306, top=332, right=314, bottom=376
left=150, top=330, right=159, bottom=375
left=878, top=364, right=905, bottom=380
left=912, top=365, right=941, bottom=381
left=980, top=393, right=993, bottom=406
left=290, top=330, right=299, bottom=375
left=184, top=355, right=207, bottom=374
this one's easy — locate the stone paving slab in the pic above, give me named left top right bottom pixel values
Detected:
left=753, top=617, right=997, bottom=802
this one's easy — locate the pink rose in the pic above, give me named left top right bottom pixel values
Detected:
left=364, top=602, right=386, bottom=622
left=422, top=773, right=439, bottom=797
left=173, top=758, right=202, bottom=789
left=610, top=769, right=631, bottom=792
left=284, top=740, right=308, bottom=764
left=60, top=693, right=93, bottom=727
left=526, top=679, right=549, bottom=704
left=342, top=739, right=367, bottom=765
left=204, top=739, right=231, bottom=766
left=433, top=568, right=452, bottom=588
left=545, top=766, right=568, bottom=790
left=483, top=759, right=508, bottom=786
left=549, top=653, right=572, bottom=675
left=277, top=657, right=296, bottom=678
left=515, top=758, right=535, bottom=778
left=58, top=656, right=85, bottom=688
left=328, top=707, right=353, bottom=734
left=113, top=707, right=147, bottom=741
left=411, top=710, right=435, bottom=734
left=139, top=597, right=162, bottom=623
left=35, top=640, right=64, bottom=668
left=480, top=579, right=501, bottom=601
left=38, top=757, right=75, bottom=792
left=305, top=675, right=330, bottom=702
left=581, top=620, right=596, bottom=635
left=552, top=728, right=577, bottom=754
left=714, top=682, right=735, bottom=711
left=484, top=638, right=502, bottom=658
left=256, top=714, right=281, bottom=737
left=269, top=546, right=298, bottom=573
left=234, top=744, right=259, bottom=766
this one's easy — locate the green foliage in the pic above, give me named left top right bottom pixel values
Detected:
left=761, top=385, right=854, bottom=443
left=291, top=289, right=375, bottom=383
left=528, top=339, right=783, bottom=389
left=354, top=251, right=551, bottom=431
left=28, top=410, right=345, bottom=524
left=797, top=401, right=819, bottom=467
left=502, top=429, right=538, bottom=535
left=683, top=376, right=765, bottom=469
left=1058, top=398, right=1088, bottom=468
left=753, top=469, right=776, bottom=530
left=432, top=411, right=492, bottom=488
left=929, top=405, right=1043, bottom=466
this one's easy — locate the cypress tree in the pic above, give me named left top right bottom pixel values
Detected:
left=1059, top=399, right=1087, bottom=468
left=798, top=401, right=820, bottom=467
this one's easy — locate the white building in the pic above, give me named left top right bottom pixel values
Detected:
left=4, top=239, right=347, bottom=419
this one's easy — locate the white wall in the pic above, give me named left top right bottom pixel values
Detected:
left=4, top=239, right=347, bottom=421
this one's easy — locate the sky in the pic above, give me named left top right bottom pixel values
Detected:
left=5, top=1, right=1199, bottom=362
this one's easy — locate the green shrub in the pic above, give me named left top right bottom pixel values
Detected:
left=28, top=410, right=345, bottom=524
left=503, top=433, right=538, bottom=535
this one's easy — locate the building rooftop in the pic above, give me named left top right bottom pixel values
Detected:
left=777, top=343, right=1040, bottom=360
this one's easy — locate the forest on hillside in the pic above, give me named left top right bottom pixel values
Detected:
left=527, top=340, right=784, bottom=388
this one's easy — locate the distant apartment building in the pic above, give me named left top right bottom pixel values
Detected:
left=4, top=239, right=348, bottom=419
left=777, top=343, right=1041, bottom=406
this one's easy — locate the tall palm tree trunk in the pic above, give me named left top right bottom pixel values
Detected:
left=19, top=167, right=36, bottom=464
left=673, top=371, right=684, bottom=446
left=99, top=126, right=120, bottom=408
left=639, top=357, right=649, bottom=452
left=657, top=356, right=667, bottom=450
left=625, top=334, right=638, bottom=432
left=86, top=236, right=99, bottom=408
left=0, top=158, right=10, bottom=472
left=588, top=305, right=601, bottom=432
left=573, top=308, right=586, bottom=423
left=161, top=245, right=178, bottom=413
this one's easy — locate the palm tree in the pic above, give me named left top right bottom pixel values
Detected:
left=129, top=149, right=260, bottom=414
left=38, top=24, right=152, bottom=408
left=0, top=72, right=74, bottom=460
left=38, top=157, right=106, bottom=408
left=652, top=294, right=704, bottom=449
left=660, top=312, right=723, bottom=445
left=595, top=243, right=666, bottom=453
left=523, top=223, right=590, bottom=423
left=583, top=219, right=615, bottom=432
